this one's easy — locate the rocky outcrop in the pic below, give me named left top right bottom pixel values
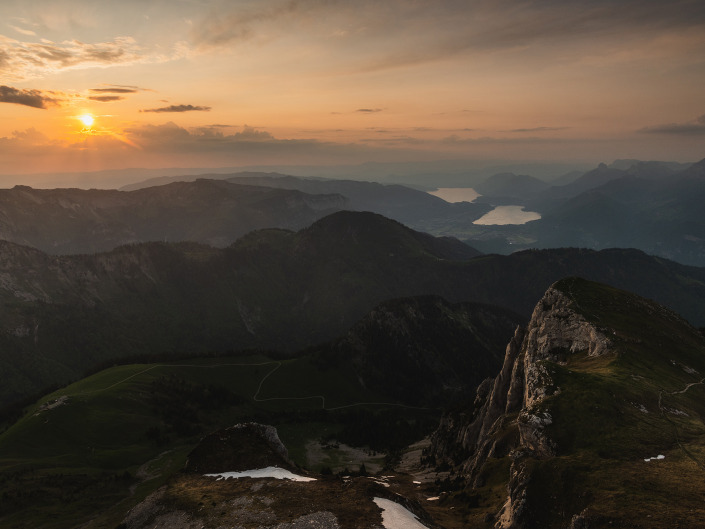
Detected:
left=185, top=423, right=294, bottom=474
left=428, top=279, right=616, bottom=527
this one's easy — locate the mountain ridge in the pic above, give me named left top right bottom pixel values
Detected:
left=428, top=277, right=705, bottom=528
left=2, top=212, right=705, bottom=408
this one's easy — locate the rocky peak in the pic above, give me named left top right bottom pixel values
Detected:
left=431, top=280, right=614, bottom=476
left=427, top=277, right=705, bottom=528
left=428, top=278, right=622, bottom=527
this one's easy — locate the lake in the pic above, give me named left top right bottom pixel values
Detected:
left=427, top=188, right=480, bottom=203
left=473, top=205, right=541, bottom=225
left=427, top=188, right=541, bottom=225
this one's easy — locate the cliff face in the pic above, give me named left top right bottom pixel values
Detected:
left=428, top=277, right=705, bottom=529
left=432, top=284, right=614, bottom=479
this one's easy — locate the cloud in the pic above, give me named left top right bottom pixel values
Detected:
left=231, top=125, right=274, bottom=140
left=141, top=104, right=212, bottom=113
left=639, top=114, right=705, bottom=135
left=88, top=85, right=147, bottom=102
left=0, top=35, right=186, bottom=81
left=11, top=127, right=49, bottom=143
left=90, top=87, right=139, bottom=94
left=89, top=95, right=124, bottom=102
left=356, top=108, right=383, bottom=113
left=505, top=126, right=570, bottom=133
left=190, top=0, right=303, bottom=49
left=8, top=24, right=36, bottom=37
left=189, top=0, right=705, bottom=73
left=0, top=85, right=61, bottom=108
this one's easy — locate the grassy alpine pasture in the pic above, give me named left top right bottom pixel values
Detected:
left=0, top=352, right=431, bottom=528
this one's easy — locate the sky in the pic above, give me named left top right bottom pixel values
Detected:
left=1, top=0, right=704, bottom=181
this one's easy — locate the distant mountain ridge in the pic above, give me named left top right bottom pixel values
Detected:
left=468, top=157, right=705, bottom=266
left=0, top=180, right=345, bottom=254
left=124, top=170, right=492, bottom=230
left=0, top=175, right=490, bottom=255
left=474, top=172, right=550, bottom=200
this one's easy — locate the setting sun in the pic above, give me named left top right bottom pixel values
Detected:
left=78, top=114, right=94, bottom=128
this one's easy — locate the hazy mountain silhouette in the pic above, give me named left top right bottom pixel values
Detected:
left=0, top=180, right=345, bottom=254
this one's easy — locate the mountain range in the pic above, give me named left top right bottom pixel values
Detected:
left=468, top=158, right=705, bottom=267
left=2, top=210, right=705, bottom=410
left=2, top=159, right=705, bottom=527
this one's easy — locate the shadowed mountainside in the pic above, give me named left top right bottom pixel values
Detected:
left=1, top=211, right=705, bottom=407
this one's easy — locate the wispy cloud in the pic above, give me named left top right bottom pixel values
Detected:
left=0, top=85, right=62, bottom=109
left=189, top=0, right=705, bottom=73
left=639, top=114, right=705, bottom=135
left=89, top=95, right=124, bottom=102
left=90, top=87, right=139, bottom=94
left=88, top=85, right=145, bottom=102
left=356, top=108, right=383, bottom=113
left=0, top=35, right=186, bottom=81
left=141, top=104, right=212, bottom=113
left=8, top=24, right=36, bottom=37
left=505, top=126, right=570, bottom=133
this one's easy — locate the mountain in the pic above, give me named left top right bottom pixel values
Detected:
left=529, top=159, right=705, bottom=265
left=2, top=211, right=705, bottom=407
left=428, top=277, right=705, bottom=528
left=0, top=180, right=345, bottom=254
left=222, top=173, right=491, bottom=228
left=122, top=169, right=493, bottom=228
left=0, top=175, right=491, bottom=255
left=312, top=296, right=522, bottom=406
left=0, top=290, right=519, bottom=528
left=624, top=160, right=691, bottom=179
left=474, top=172, right=550, bottom=201
left=541, top=163, right=627, bottom=200
left=469, top=157, right=705, bottom=266
left=5, top=277, right=705, bottom=527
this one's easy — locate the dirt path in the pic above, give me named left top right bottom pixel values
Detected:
left=57, top=360, right=430, bottom=413
left=657, top=377, right=705, bottom=470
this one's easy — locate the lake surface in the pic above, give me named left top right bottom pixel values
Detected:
left=427, top=187, right=480, bottom=203
left=427, top=188, right=541, bottom=225
left=473, top=205, right=541, bottom=225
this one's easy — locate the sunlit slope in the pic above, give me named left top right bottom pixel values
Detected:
left=528, top=279, right=705, bottom=527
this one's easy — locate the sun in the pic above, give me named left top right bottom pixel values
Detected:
left=78, top=114, right=95, bottom=128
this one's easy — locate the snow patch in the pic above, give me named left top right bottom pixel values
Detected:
left=632, top=402, right=649, bottom=414
left=205, top=466, right=316, bottom=482
left=368, top=477, right=390, bottom=488
left=666, top=408, right=688, bottom=417
left=373, top=498, right=429, bottom=529
left=643, top=455, right=665, bottom=462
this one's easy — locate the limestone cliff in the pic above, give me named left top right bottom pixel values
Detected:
left=428, top=278, right=626, bottom=528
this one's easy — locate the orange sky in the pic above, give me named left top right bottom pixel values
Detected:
left=1, top=0, right=704, bottom=180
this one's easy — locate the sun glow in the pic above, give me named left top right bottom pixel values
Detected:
left=78, top=114, right=94, bottom=128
